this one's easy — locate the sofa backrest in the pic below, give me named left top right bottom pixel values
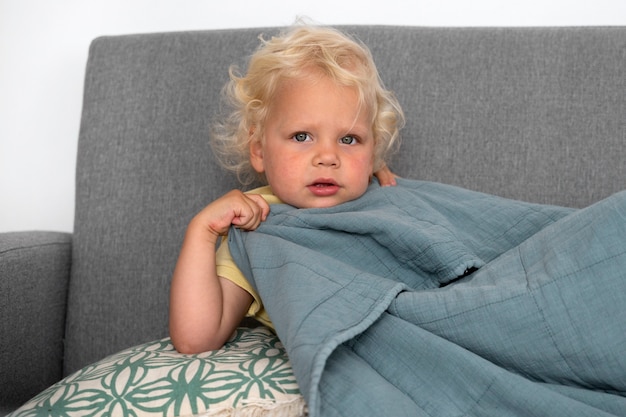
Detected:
left=65, top=26, right=626, bottom=374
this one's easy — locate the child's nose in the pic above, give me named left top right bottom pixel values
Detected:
left=313, top=140, right=340, bottom=167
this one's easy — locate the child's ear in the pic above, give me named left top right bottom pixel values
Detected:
left=249, top=129, right=265, bottom=173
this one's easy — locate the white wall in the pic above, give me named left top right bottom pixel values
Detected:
left=2, top=0, right=625, bottom=233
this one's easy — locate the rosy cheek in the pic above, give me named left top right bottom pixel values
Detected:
left=360, top=155, right=375, bottom=176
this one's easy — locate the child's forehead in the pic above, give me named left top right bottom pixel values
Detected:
left=267, top=74, right=374, bottom=133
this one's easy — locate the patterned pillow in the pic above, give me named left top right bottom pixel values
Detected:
left=9, top=327, right=307, bottom=417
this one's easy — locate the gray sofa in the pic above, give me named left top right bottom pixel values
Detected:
left=1, top=25, right=625, bottom=414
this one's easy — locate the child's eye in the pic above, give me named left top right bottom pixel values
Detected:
left=339, top=135, right=357, bottom=145
left=292, top=132, right=311, bottom=142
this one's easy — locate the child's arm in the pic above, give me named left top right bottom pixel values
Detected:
left=169, top=190, right=270, bottom=354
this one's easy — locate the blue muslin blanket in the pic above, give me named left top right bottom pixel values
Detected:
left=229, top=178, right=626, bottom=417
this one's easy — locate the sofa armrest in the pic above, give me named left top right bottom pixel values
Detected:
left=0, top=231, right=72, bottom=413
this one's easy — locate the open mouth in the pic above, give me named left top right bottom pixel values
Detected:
left=308, top=180, right=339, bottom=196
left=310, top=178, right=337, bottom=187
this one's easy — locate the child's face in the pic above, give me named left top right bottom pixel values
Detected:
left=250, top=73, right=375, bottom=209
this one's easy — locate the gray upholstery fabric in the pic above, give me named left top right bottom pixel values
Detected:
left=357, top=27, right=626, bottom=207
left=2, top=26, right=625, bottom=410
left=0, top=231, right=71, bottom=411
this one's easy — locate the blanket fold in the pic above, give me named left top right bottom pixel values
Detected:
left=229, top=179, right=626, bottom=416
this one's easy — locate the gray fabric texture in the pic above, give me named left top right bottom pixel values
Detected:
left=2, top=26, right=623, bottom=403
left=0, top=231, right=71, bottom=411
left=360, top=27, right=626, bottom=207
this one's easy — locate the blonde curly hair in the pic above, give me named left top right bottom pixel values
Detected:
left=211, top=24, right=405, bottom=185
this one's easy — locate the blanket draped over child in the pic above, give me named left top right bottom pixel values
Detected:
left=228, top=178, right=626, bottom=417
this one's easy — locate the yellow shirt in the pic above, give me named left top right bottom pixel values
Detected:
left=215, top=186, right=282, bottom=329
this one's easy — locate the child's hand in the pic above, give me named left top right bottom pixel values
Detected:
left=193, top=190, right=270, bottom=239
left=374, top=165, right=398, bottom=186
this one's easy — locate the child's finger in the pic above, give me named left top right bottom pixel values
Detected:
left=245, top=194, right=271, bottom=221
